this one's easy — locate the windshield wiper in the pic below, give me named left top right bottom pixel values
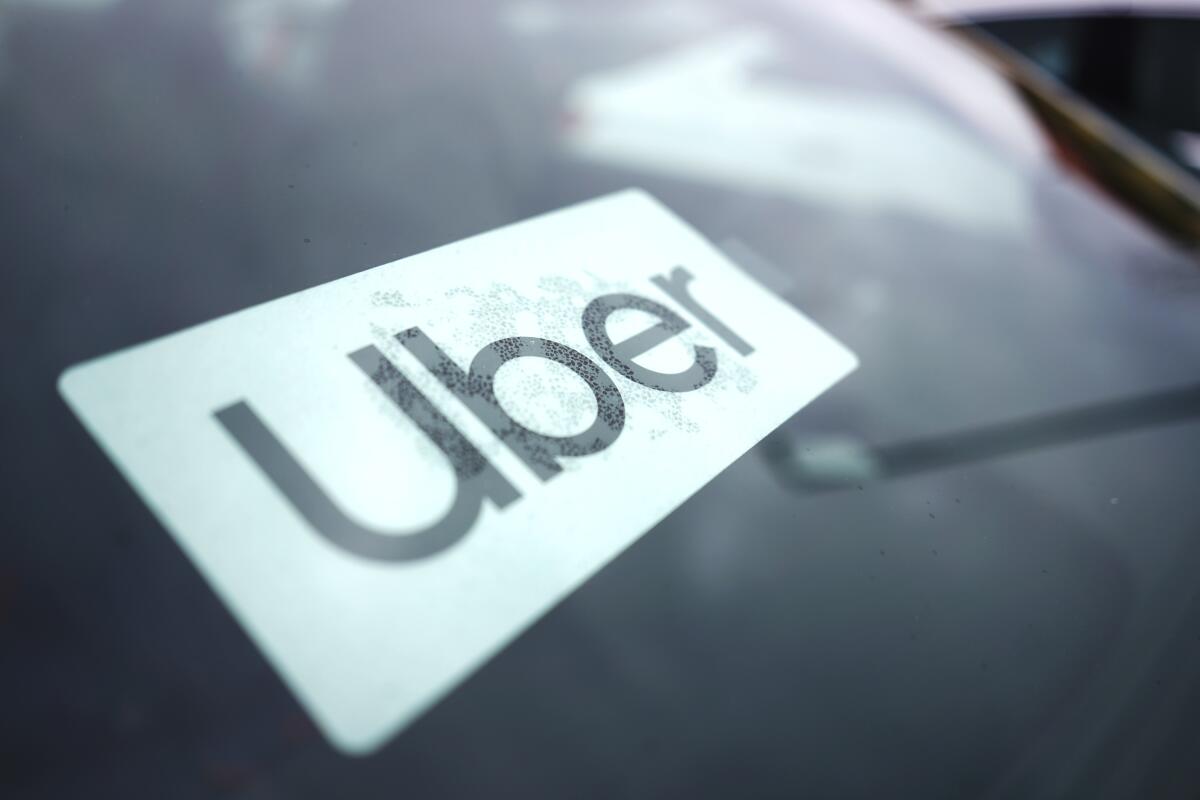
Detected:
left=764, top=382, right=1200, bottom=491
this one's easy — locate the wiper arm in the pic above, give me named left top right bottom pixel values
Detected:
left=763, top=382, right=1200, bottom=491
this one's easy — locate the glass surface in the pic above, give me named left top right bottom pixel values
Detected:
left=3, top=1, right=1200, bottom=797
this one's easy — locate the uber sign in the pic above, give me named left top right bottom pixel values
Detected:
left=59, top=190, right=857, bottom=754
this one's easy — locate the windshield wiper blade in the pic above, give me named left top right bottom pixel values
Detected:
left=764, top=382, right=1200, bottom=491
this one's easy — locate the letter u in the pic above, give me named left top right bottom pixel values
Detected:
left=214, top=345, right=520, bottom=561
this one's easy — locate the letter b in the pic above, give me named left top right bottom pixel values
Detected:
left=397, top=328, right=626, bottom=481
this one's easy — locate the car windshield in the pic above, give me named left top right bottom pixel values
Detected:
left=4, top=1, right=1200, bottom=797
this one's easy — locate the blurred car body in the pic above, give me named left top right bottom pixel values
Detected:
left=916, top=0, right=1200, bottom=175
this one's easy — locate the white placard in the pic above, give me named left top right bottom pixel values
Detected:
left=59, top=190, right=857, bottom=754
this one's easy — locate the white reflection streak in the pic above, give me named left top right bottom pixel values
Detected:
left=562, top=28, right=1032, bottom=237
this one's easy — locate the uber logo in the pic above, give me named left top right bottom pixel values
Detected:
left=59, top=191, right=856, bottom=754
left=215, top=267, right=746, bottom=563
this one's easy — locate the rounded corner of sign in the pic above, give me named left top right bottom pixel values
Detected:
left=614, top=185, right=660, bottom=208
left=841, top=347, right=861, bottom=374
left=322, top=721, right=393, bottom=758
left=56, top=362, right=89, bottom=402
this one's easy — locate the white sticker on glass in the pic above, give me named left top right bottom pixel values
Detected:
left=58, top=189, right=857, bottom=754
